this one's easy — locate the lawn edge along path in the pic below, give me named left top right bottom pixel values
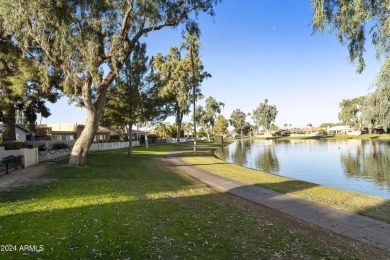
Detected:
left=167, top=150, right=390, bottom=252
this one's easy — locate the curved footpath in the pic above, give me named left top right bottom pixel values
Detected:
left=167, top=151, right=390, bottom=252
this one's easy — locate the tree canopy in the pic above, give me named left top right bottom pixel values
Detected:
left=0, top=27, right=59, bottom=140
left=311, top=0, right=390, bottom=74
left=214, top=114, right=228, bottom=135
left=252, top=99, right=278, bottom=132
left=338, top=96, right=365, bottom=127
left=0, top=0, right=220, bottom=165
left=229, top=109, right=246, bottom=137
left=152, top=33, right=210, bottom=144
left=361, top=66, right=390, bottom=132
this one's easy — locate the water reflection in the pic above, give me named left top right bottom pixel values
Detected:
left=215, top=139, right=390, bottom=199
left=340, top=140, right=390, bottom=191
left=217, top=140, right=279, bottom=173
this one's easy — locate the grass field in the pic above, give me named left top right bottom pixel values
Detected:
left=0, top=144, right=388, bottom=259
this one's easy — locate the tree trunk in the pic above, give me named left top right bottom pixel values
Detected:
left=144, top=121, right=149, bottom=149
left=69, top=108, right=100, bottom=166
left=2, top=105, right=16, bottom=141
left=68, top=76, right=109, bottom=166
left=127, top=122, right=133, bottom=157
left=176, top=109, right=183, bottom=145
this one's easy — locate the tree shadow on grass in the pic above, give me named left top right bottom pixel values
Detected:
left=1, top=188, right=389, bottom=259
left=0, top=153, right=194, bottom=204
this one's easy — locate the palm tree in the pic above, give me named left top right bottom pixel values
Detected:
left=181, top=32, right=203, bottom=154
left=154, top=122, right=172, bottom=139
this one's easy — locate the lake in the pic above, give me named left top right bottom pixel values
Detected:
left=214, top=139, right=390, bottom=199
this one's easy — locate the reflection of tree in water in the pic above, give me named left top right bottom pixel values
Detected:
left=216, top=140, right=250, bottom=166
left=254, top=145, right=279, bottom=173
left=340, top=140, right=390, bottom=189
left=216, top=140, right=279, bottom=173
left=231, top=140, right=253, bottom=166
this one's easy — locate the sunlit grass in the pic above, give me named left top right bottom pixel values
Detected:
left=181, top=142, right=390, bottom=223
left=0, top=144, right=386, bottom=259
left=0, top=194, right=135, bottom=217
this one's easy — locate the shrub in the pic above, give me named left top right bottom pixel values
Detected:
left=110, top=135, right=121, bottom=142
left=1, top=155, right=15, bottom=161
left=212, top=135, right=223, bottom=144
left=319, top=129, right=327, bottom=135
left=38, top=144, right=48, bottom=151
left=51, top=142, right=69, bottom=150
left=0, top=141, right=28, bottom=150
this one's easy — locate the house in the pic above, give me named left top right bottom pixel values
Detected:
left=326, top=125, right=358, bottom=135
left=35, top=123, right=110, bottom=143
left=15, top=124, right=32, bottom=142
left=0, top=123, right=31, bottom=142
left=290, top=127, right=324, bottom=137
left=110, top=128, right=155, bottom=142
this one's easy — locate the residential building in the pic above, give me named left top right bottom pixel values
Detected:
left=0, top=123, right=31, bottom=142
left=326, top=125, right=358, bottom=135
left=35, top=123, right=110, bottom=143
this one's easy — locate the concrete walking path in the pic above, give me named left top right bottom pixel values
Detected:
left=167, top=151, right=390, bottom=252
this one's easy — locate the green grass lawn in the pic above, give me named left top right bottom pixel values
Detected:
left=0, top=144, right=387, bottom=259
left=181, top=142, right=390, bottom=224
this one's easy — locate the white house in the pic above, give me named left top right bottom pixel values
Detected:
left=0, top=124, right=31, bottom=141
left=15, top=124, right=31, bottom=141
left=326, top=125, right=359, bottom=135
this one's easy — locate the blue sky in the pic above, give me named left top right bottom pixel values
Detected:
left=42, top=0, right=382, bottom=128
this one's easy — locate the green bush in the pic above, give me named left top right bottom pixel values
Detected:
left=1, top=155, right=15, bottom=161
left=110, top=135, right=121, bottom=142
left=38, top=144, right=48, bottom=151
left=212, top=135, right=223, bottom=144
left=0, top=141, right=28, bottom=150
left=319, top=129, right=327, bottom=135
left=51, top=142, right=69, bottom=150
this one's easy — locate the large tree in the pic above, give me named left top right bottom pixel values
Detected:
left=153, top=34, right=210, bottom=145
left=362, top=69, right=390, bottom=133
left=312, top=0, right=390, bottom=74
left=229, top=109, right=246, bottom=137
left=0, top=0, right=220, bottom=166
left=311, top=0, right=390, bottom=116
left=100, top=42, right=149, bottom=156
left=252, top=99, right=278, bottom=134
left=0, top=27, right=58, bottom=141
left=214, top=114, right=229, bottom=135
left=181, top=33, right=208, bottom=153
left=204, top=96, right=224, bottom=135
left=338, top=96, right=365, bottom=127
left=154, top=122, right=172, bottom=139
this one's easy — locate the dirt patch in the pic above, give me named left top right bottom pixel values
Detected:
left=0, top=162, right=56, bottom=192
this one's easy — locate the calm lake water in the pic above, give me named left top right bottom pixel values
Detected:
left=214, top=139, right=390, bottom=199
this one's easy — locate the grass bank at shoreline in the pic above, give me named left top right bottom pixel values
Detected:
left=181, top=142, right=390, bottom=224
left=1, top=144, right=389, bottom=259
left=250, top=133, right=390, bottom=141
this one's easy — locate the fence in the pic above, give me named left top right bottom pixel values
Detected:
left=38, top=141, right=141, bottom=162
left=0, top=155, right=24, bottom=175
left=38, top=147, right=72, bottom=162
left=1, top=141, right=141, bottom=170
left=89, top=141, right=140, bottom=151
